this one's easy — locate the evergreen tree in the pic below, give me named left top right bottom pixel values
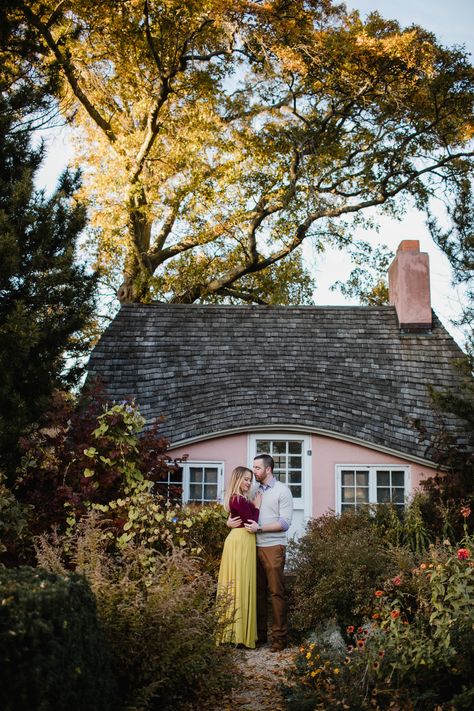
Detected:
left=0, top=93, right=97, bottom=478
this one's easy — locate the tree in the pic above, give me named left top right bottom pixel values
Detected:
left=427, top=175, right=474, bottom=357
left=330, top=240, right=394, bottom=305
left=0, top=86, right=97, bottom=478
left=8, top=0, right=474, bottom=304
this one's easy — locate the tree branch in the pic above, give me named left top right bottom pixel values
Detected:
left=20, top=2, right=117, bottom=144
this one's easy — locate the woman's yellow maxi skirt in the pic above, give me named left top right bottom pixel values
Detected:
left=216, top=528, right=257, bottom=648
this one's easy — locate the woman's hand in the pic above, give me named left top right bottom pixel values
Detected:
left=253, top=491, right=262, bottom=509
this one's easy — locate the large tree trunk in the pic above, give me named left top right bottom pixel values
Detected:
left=117, top=189, right=154, bottom=303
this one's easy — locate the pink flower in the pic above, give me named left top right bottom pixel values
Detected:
left=374, top=590, right=384, bottom=598
left=457, top=548, right=470, bottom=560
left=391, top=575, right=402, bottom=586
left=461, top=505, right=471, bottom=519
left=346, top=625, right=355, bottom=634
left=390, top=610, right=400, bottom=620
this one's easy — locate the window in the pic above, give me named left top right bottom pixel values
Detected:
left=153, top=461, right=223, bottom=504
left=254, top=437, right=303, bottom=499
left=336, top=465, right=409, bottom=514
left=152, top=464, right=183, bottom=502
left=187, top=463, right=220, bottom=503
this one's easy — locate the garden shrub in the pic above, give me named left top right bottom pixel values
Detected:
left=36, top=515, right=235, bottom=710
left=15, top=389, right=179, bottom=537
left=0, top=566, right=115, bottom=711
left=14, top=392, right=227, bottom=577
left=0, top=472, right=33, bottom=566
left=284, top=525, right=474, bottom=710
left=287, top=510, right=403, bottom=633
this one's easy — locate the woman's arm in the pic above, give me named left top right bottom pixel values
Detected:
left=230, top=495, right=259, bottom=524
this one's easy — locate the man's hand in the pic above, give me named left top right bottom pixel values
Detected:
left=227, top=514, right=242, bottom=529
left=244, top=520, right=259, bottom=534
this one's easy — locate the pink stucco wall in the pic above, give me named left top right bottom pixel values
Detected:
left=169, top=433, right=248, bottom=478
left=169, top=431, right=435, bottom=519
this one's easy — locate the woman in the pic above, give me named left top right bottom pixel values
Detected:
left=216, top=466, right=262, bottom=648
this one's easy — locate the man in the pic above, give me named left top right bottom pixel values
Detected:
left=229, top=453, right=293, bottom=652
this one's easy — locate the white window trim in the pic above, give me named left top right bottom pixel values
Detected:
left=248, top=433, right=312, bottom=520
left=335, top=464, right=411, bottom=515
left=181, top=460, right=224, bottom=504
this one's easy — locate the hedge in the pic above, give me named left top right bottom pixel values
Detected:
left=0, top=566, right=115, bottom=711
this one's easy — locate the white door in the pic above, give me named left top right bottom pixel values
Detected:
left=249, top=434, right=312, bottom=541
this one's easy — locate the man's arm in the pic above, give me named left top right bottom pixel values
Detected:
left=244, top=485, right=293, bottom=534
left=244, top=519, right=285, bottom=533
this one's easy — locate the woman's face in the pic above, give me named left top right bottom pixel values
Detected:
left=239, top=471, right=253, bottom=494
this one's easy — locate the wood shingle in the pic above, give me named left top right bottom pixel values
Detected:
left=87, top=303, right=468, bottom=463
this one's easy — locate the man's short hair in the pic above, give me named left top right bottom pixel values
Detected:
left=254, top=453, right=274, bottom=471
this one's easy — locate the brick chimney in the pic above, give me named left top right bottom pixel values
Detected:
left=388, top=240, right=432, bottom=332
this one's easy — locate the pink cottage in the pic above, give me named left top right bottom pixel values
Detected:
left=87, top=241, right=468, bottom=539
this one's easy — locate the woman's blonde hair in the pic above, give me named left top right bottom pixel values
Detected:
left=223, top=466, right=253, bottom=512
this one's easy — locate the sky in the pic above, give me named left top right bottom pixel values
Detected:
left=35, top=0, right=474, bottom=347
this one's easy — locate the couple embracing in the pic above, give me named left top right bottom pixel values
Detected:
left=217, top=454, right=294, bottom=651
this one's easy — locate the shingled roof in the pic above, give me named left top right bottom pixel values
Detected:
left=86, top=303, right=468, bottom=464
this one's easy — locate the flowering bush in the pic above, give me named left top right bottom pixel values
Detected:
left=343, top=536, right=474, bottom=708
left=284, top=641, right=360, bottom=710
left=285, top=511, right=474, bottom=710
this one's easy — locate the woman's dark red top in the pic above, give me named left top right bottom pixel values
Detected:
left=229, top=495, right=260, bottom=527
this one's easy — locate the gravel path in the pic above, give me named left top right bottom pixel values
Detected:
left=212, top=644, right=298, bottom=710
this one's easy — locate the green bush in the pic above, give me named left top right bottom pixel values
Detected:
left=0, top=472, right=33, bottom=566
left=288, top=510, right=403, bottom=633
left=0, top=566, right=115, bottom=711
left=36, top=515, right=235, bottom=710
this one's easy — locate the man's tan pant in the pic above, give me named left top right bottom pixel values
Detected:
left=256, top=544, right=287, bottom=644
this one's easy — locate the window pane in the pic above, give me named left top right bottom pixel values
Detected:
left=190, top=467, right=203, bottom=483
left=189, top=483, right=202, bottom=500
left=377, top=470, right=390, bottom=486
left=204, top=484, right=217, bottom=500
left=290, top=485, right=302, bottom=498
left=289, top=456, right=302, bottom=468
left=377, top=487, right=391, bottom=503
left=356, top=471, right=369, bottom=486
left=204, top=468, right=217, bottom=483
left=341, top=470, right=354, bottom=486
left=392, top=471, right=405, bottom=486
left=288, top=471, right=302, bottom=484
left=356, top=488, right=369, bottom=503
left=256, top=440, right=270, bottom=452
left=392, top=488, right=405, bottom=504
left=341, top=503, right=354, bottom=513
left=342, top=488, right=355, bottom=503
left=273, top=456, right=286, bottom=470
left=274, top=470, right=285, bottom=482
left=273, top=441, right=287, bottom=454
left=289, top=441, right=302, bottom=454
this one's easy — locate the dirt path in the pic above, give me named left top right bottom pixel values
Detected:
left=213, top=644, right=298, bottom=710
